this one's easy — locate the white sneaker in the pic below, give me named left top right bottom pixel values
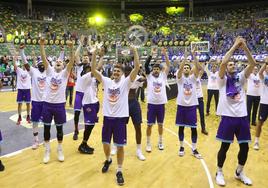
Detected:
left=32, top=140, right=39, bottom=150
left=253, top=142, right=259, bottom=150
left=57, top=147, right=65, bottom=162
left=136, top=150, right=146, bottom=161
left=235, top=171, right=252, bottom=185
left=216, top=171, right=226, bottom=186
left=111, top=145, right=117, bottom=156
left=192, top=149, right=202, bottom=159
left=43, top=149, right=50, bottom=164
left=158, top=142, right=164, bottom=150
left=178, top=147, right=185, bottom=157
left=146, top=143, right=152, bottom=152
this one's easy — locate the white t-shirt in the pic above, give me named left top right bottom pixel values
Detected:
left=75, top=65, right=84, bottom=92
left=176, top=74, right=198, bottom=106
left=196, top=77, right=203, bottom=98
left=43, top=65, right=69, bottom=103
left=81, top=72, right=99, bottom=105
left=207, top=71, right=219, bottom=90
left=130, top=75, right=143, bottom=89
left=260, top=72, right=268, bottom=105
left=246, top=73, right=261, bottom=96
left=16, top=67, right=31, bottom=89
left=216, top=71, right=247, bottom=117
left=102, top=75, right=132, bottom=117
left=147, top=72, right=168, bottom=104
left=29, top=67, right=46, bottom=101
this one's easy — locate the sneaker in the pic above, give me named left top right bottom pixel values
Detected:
left=43, top=149, right=50, bottom=164
left=73, top=131, right=79, bottom=140
left=57, top=147, right=65, bottom=162
left=26, top=115, right=31, bottom=124
left=111, top=145, right=117, bottom=155
left=102, top=159, right=112, bottom=173
left=32, top=140, right=39, bottom=150
left=216, top=171, right=226, bottom=186
left=158, top=142, right=164, bottom=150
left=0, top=160, right=5, bottom=172
left=192, top=149, right=202, bottom=159
left=78, top=143, right=94, bottom=154
left=235, top=170, right=252, bottom=185
left=16, top=116, right=22, bottom=125
left=136, top=150, right=146, bottom=161
left=178, top=147, right=185, bottom=157
left=201, top=129, right=208, bottom=135
left=146, top=143, right=152, bottom=152
left=253, top=142, right=259, bottom=150
left=116, top=171, right=124, bottom=186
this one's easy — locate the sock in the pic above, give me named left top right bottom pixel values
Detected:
left=137, top=144, right=141, bottom=150
left=58, top=143, right=62, bottom=150
left=217, top=167, right=223, bottom=173
left=158, top=135, right=163, bottom=143
left=147, top=136, right=151, bottom=144
left=192, top=143, right=197, bottom=150
left=180, top=141, right=184, bottom=148
left=117, top=166, right=123, bottom=172
left=255, top=137, right=259, bottom=143
left=44, top=142, right=50, bottom=150
left=236, top=164, right=244, bottom=174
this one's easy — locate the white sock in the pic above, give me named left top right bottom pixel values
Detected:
left=34, top=136, right=39, bottom=142
left=255, top=137, right=259, bottom=143
left=192, top=143, right=197, bottom=150
left=180, top=141, right=184, bottom=148
left=236, top=164, right=244, bottom=174
left=158, top=135, right=163, bottom=143
left=217, top=167, right=223, bottom=173
left=137, top=144, right=141, bottom=150
left=117, top=166, right=123, bottom=172
left=58, top=143, right=62, bottom=150
left=147, top=137, right=151, bottom=144
left=44, top=142, right=50, bottom=150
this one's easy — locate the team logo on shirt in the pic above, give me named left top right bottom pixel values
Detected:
left=108, top=88, right=120, bottom=104
left=20, top=74, right=28, bottom=83
left=37, top=77, right=46, bottom=90
left=211, top=75, right=217, bottom=82
left=153, top=81, right=162, bottom=93
left=183, top=82, right=193, bottom=96
left=264, top=76, right=268, bottom=87
left=50, top=77, right=62, bottom=92
left=253, top=79, right=260, bottom=88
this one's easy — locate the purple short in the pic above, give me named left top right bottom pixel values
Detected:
left=216, top=116, right=251, bottom=143
left=102, top=116, right=127, bottom=146
left=42, top=102, right=66, bottom=125
left=17, top=89, right=31, bottom=103
left=83, top=102, right=100, bottom=125
left=31, top=101, right=44, bottom=123
left=127, top=99, right=142, bottom=125
left=147, top=103, right=165, bottom=126
left=74, top=91, right=84, bottom=111
left=0, top=130, right=2, bottom=143
left=176, top=105, right=197, bottom=128
left=258, top=103, right=268, bottom=122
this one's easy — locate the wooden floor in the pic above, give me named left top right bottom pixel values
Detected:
left=0, top=87, right=268, bottom=188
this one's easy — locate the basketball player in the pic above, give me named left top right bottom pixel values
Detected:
left=91, top=47, right=140, bottom=186
left=253, top=59, right=268, bottom=150
left=195, top=64, right=208, bottom=135
left=215, top=37, right=256, bottom=186
left=40, top=38, right=74, bottom=163
left=176, top=49, right=202, bottom=159
left=205, top=59, right=219, bottom=116
left=20, top=44, right=46, bottom=149
left=246, top=65, right=261, bottom=126
left=73, top=35, right=90, bottom=140
left=145, top=48, right=170, bottom=152
left=13, top=55, right=31, bottom=125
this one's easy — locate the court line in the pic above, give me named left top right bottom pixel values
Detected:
left=164, top=127, right=215, bottom=188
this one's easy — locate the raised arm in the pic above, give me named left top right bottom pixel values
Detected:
left=97, top=47, right=105, bottom=71
left=162, top=48, right=170, bottom=75
left=192, top=48, right=201, bottom=78
left=40, top=38, right=49, bottom=70
left=66, top=41, right=75, bottom=73
left=240, top=40, right=257, bottom=78
left=145, top=54, right=152, bottom=75
left=177, top=53, right=187, bottom=79
left=12, top=56, right=18, bottom=72
left=75, top=35, right=84, bottom=64
left=259, top=57, right=268, bottom=80
left=19, top=44, right=30, bottom=71
left=219, top=37, right=241, bottom=79
left=90, top=49, right=102, bottom=82
left=129, top=47, right=140, bottom=82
